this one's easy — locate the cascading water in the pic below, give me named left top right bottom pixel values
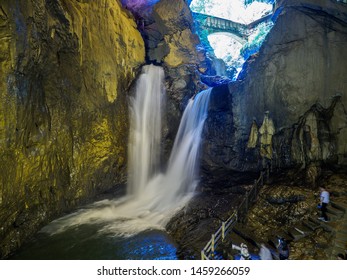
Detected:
left=127, top=65, right=165, bottom=197
left=122, top=64, right=212, bottom=222
left=167, top=88, right=212, bottom=195
left=24, top=65, right=212, bottom=248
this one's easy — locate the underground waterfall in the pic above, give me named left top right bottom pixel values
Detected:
left=11, top=65, right=212, bottom=259
left=127, top=64, right=212, bottom=224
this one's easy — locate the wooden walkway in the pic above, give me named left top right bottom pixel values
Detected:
left=329, top=201, right=347, bottom=258
left=210, top=200, right=347, bottom=260
left=201, top=177, right=347, bottom=260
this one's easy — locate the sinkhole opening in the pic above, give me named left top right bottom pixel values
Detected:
left=190, top=0, right=276, bottom=79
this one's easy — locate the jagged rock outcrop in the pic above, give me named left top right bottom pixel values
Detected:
left=201, top=0, right=347, bottom=186
left=0, top=0, right=144, bottom=258
left=124, top=0, right=206, bottom=158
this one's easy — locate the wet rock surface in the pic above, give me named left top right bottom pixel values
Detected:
left=166, top=187, right=248, bottom=259
left=201, top=1, right=347, bottom=182
left=0, top=0, right=144, bottom=258
left=129, top=0, right=208, bottom=161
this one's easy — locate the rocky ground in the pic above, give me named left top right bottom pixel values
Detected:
left=167, top=169, right=347, bottom=260
left=166, top=184, right=251, bottom=259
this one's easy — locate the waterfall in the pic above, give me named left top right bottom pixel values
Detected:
left=128, top=65, right=165, bottom=196
left=166, top=88, right=212, bottom=195
left=126, top=65, right=212, bottom=217
left=41, top=65, right=212, bottom=237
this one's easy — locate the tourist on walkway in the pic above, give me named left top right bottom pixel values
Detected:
left=277, top=237, right=289, bottom=260
left=259, top=243, right=273, bottom=260
left=232, top=243, right=252, bottom=260
left=318, top=186, right=330, bottom=222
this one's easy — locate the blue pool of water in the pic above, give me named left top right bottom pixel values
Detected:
left=11, top=224, right=177, bottom=260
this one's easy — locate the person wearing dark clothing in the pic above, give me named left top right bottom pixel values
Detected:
left=277, top=238, right=289, bottom=260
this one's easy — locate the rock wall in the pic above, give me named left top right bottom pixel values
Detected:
left=3, top=0, right=345, bottom=259
left=202, top=0, right=347, bottom=186
left=128, top=0, right=206, bottom=158
left=0, top=0, right=144, bottom=258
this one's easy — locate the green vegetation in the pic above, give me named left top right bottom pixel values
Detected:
left=241, top=22, right=274, bottom=59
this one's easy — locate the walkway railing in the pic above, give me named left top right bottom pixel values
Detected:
left=201, top=170, right=266, bottom=260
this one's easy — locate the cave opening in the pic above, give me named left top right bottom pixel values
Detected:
left=190, top=0, right=275, bottom=79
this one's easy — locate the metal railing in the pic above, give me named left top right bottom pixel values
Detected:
left=201, top=170, right=266, bottom=260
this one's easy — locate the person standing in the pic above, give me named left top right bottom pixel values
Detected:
left=277, top=238, right=289, bottom=260
left=318, top=187, right=330, bottom=222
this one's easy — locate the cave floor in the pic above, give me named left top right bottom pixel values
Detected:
left=168, top=170, right=347, bottom=260
left=220, top=171, right=347, bottom=260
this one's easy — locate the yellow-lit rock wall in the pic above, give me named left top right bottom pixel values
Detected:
left=0, top=0, right=144, bottom=258
left=149, top=0, right=199, bottom=67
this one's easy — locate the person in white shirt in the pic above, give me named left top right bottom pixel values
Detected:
left=318, top=187, right=330, bottom=222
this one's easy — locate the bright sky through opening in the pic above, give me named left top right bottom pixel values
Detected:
left=190, top=0, right=274, bottom=78
left=190, top=0, right=272, bottom=24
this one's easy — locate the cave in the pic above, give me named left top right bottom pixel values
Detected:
left=0, top=0, right=347, bottom=266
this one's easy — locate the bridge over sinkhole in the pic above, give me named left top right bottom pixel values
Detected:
left=192, top=11, right=273, bottom=44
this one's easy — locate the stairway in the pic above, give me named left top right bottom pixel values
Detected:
left=214, top=199, right=347, bottom=260
left=329, top=201, right=347, bottom=259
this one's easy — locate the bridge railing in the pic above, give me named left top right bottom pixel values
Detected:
left=193, top=11, right=274, bottom=39
left=201, top=170, right=266, bottom=260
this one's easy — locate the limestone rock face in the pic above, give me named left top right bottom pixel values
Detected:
left=0, top=0, right=144, bottom=258
left=201, top=0, right=347, bottom=185
left=146, top=0, right=198, bottom=66
left=130, top=0, right=205, bottom=159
